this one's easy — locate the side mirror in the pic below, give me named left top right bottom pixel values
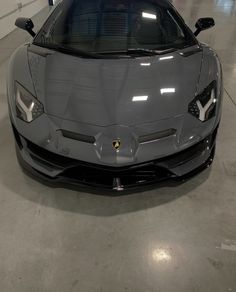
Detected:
left=15, top=17, right=36, bottom=37
left=194, top=18, right=215, bottom=36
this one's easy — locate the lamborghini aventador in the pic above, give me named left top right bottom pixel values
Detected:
left=7, top=0, right=223, bottom=191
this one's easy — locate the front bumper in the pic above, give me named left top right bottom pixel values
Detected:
left=13, top=124, right=218, bottom=192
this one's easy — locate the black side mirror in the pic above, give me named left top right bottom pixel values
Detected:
left=194, top=17, right=215, bottom=36
left=15, top=17, right=36, bottom=37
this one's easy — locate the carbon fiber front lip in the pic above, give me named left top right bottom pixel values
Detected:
left=13, top=124, right=218, bottom=192
left=16, top=142, right=215, bottom=193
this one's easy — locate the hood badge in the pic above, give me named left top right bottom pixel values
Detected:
left=112, top=139, right=121, bottom=151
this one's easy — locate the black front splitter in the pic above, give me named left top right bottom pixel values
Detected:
left=16, top=143, right=215, bottom=195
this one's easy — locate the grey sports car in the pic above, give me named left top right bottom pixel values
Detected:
left=8, top=0, right=223, bottom=191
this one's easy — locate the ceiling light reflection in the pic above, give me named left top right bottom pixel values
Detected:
left=142, top=12, right=157, bottom=20
left=141, top=63, right=151, bottom=66
left=152, top=249, right=171, bottom=262
left=159, top=56, right=174, bottom=61
left=160, top=88, right=176, bottom=94
left=132, top=95, right=148, bottom=101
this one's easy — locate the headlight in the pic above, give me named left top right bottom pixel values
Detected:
left=188, top=81, right=217, bottom=122
left=15, top=82, right=44, bottom=123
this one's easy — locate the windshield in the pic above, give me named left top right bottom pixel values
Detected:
left=34, top=0, right=196, bottom=57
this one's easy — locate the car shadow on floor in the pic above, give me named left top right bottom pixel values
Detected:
left=0, top=115, right=211, bottom=217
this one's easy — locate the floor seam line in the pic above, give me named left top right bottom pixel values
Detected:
left=224, top=87, right=236, bottom=107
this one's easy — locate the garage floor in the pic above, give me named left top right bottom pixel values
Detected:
left=0, top=1, right=236, bottom=291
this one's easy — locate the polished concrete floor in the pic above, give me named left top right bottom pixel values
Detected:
left=0, top=1, right=236, bottom=291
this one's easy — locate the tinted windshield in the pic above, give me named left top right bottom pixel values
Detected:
left=34, top=0, right=196, bottom=56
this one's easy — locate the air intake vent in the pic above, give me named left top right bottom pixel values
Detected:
left=138, top=129, right=176, bottom=144
left=61, top=130, right=96, bottom=144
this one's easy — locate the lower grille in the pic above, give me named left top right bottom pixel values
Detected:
left=62, top=163, right=172, bottom=190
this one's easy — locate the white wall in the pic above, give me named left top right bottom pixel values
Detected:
left=0, top=0, right=48, bottom=39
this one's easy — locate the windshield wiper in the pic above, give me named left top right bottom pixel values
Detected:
left=34, top=43, right=102, bottom=59
left=97, top=47, right=178, bottom=57
left=34, top=44, right=179, bottom=58
left=127, top=47, right=177, bottom=56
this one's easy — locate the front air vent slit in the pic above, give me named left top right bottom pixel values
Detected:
left=60, top=130, right=96, bottom=144
left=138, top=128, right=177, bottom=144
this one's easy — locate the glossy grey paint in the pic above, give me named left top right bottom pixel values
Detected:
left=28, top=45, right=202, bottom=126
left=8, top=41, right=222, bottom=171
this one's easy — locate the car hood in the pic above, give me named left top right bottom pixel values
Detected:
left=28, top=45, right=203, bottom=127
